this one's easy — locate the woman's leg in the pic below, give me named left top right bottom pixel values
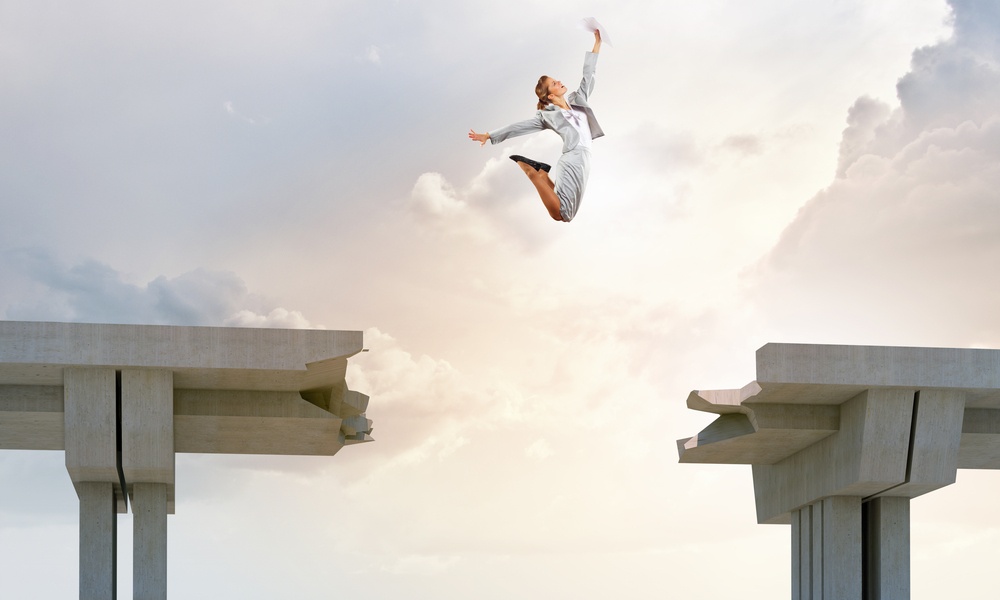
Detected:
left=515, top=161, right=563, bottom=221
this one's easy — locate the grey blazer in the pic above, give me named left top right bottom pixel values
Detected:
left=488, top=52, right=604, bottom=153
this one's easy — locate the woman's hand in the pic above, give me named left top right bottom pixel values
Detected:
left=468, top=129, right=490, bottom=146
left=592, top=30, right=602, bottom=53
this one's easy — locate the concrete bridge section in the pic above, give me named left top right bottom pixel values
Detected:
left=0, top=320, right=373, bottom=600
left=678, top=343, right=1000, bottom=600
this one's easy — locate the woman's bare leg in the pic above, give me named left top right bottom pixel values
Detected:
left=515, top=162, right=563, bottom=221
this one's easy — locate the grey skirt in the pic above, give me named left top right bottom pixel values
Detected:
left=553, top=146, right=591, bottom=222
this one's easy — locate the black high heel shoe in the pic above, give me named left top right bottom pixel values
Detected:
left=510, top=155, right=551, bottom=173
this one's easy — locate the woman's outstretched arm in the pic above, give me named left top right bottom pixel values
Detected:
left=471, top=115, right=545, bottom=146
left=592, top=30, right=601, bottom=54
left=468, top=129, right=490, bottom=146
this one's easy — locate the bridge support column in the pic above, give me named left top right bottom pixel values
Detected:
left=133, top=483, right=168, bottom=600
left=863, top=497, right=909, bottom=600
left=792, top=496, right=862, bottom=600
left=78, top=481, right=117, bottom=600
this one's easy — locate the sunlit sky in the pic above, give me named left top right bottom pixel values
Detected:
left=4, top=0, right=1000, bottom=598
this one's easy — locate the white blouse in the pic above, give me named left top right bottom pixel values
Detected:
left=561, top=106, right=593, bottom=149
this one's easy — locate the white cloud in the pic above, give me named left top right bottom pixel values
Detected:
left=344, top=327, right=534, bottom=469
left=405, top=158, right=553, bottom=250
left=750, top=0, right=1000, bottom=346
left=410, top=172, right=468, bottom=219
left=223, top=100, right=258, bottom=125
left=524, top=438, right=553, bottom=460
left=225, top=307, right=315, bottom=328
left=836, top=96, right=893, bottom=176
left=365, top=44, right=381, bottom=65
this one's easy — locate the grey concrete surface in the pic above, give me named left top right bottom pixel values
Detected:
left=679, top=343, right=1000, bottom=599
left=0, top=320, right=373, bottom=599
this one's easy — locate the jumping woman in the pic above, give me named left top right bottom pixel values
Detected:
left=468, top=30, right=603, bottom=222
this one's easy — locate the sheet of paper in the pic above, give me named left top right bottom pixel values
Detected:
left=579, top=17, right=614, bottom=48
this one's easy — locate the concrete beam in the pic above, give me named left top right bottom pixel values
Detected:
left=687, top=382, right=763, bottom=414
left=0, top=384, right=64, bottom=450
left=752, top=389, right=914, bottom=524
left=174, top=390, right=345, bottom=455
left=0, top=321, right=363, bottom=390
left=747, top=403, right=840, bottom=431
left=757, top=343, right=1000, bottom=390
left=958, top=408, right=1000, bottom=468
left=678, top=404, right=839, bottom=465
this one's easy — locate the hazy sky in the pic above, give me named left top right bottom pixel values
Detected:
left=4, top=0, right=1000, bottom=598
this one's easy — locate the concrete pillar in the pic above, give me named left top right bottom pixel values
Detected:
left=64, top=368, right=118, bottom=484
left=863, top=497, right=910, bottom=600
left=78, top=481, right=117, bottom=600
left=791, top=503, right=810, bottom=599
left=65, top=368, right=120, bottom=599
left=120, top=370, right=173, bottom=486
left=133, top=483, right=168, bottom=600
left=792, top=503, right=820, bottom=599
left=791, top=496, right=862, bottom=600
left=121, top=370, right=172, bottom=600
left=823, top=496, right=862, bottom=599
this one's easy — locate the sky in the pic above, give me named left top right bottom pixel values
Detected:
left=2, top=0, right=1000, bottom=597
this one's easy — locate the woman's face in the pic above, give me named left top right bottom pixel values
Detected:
left=546, top=77, right=567, bottom=100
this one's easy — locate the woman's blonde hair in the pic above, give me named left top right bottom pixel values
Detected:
left=535, top=75, right=552, bottom=110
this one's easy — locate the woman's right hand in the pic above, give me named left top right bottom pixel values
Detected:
left=468, top=129, right=490, bottom=146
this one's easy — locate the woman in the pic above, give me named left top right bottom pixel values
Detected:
left=469, top=31, right=603, bottom=222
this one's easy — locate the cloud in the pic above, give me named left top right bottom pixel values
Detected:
left=748, top=0, right=1000, bottom=346
left=719, top=134, right=764, bottom=157
left=836, top=96, right=893, bottom=176
left=365, top=44, right=381, bottom=65
left=410, top=172, right=469, bottom=219
left=524, top=438, right=553, bottom=460
left=345, top=327, right=529, bottom=465
left=223, top=100, right=259, bottom=125
left=404, top=157, right=555, bottom=251
left=225, top=307, right=314, bottom=328
left=2, top=248, right=316, bottom=328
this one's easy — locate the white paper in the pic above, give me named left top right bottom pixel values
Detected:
left=579, top=17, right=613, bottom=48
